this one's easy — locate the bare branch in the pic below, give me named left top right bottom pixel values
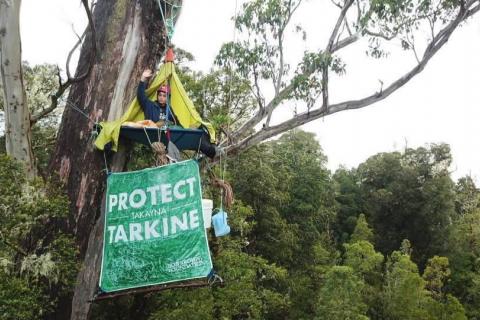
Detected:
left=344, top=16, right=353, bottom=36
left=331, top=32, right=360, bottom=53
left=466, top=0, right=480, bottom=18
left=232, top=81, right=295, bottom=137
left=30, top=0, right=96, bottom=125
left=363, top=11, right=440, bottom=42
left=364, top=29, right=396, bottom=41
left=356, top=0, right=362, bottom=26
left=406, top=33, right=420, bottom=64
left=285, top=0, right=303, bottom=27
left=330, top=0, right=342, bottom=9
left=267, top=0, right=303, bottom=127
left=327, top=0, right=355, bottom=52
left=69, top=0, right=97, bottom=84
left=427, top=16, right=436, bottom=40
left=30, top=82, right=69, bottom=125
left=252, top=64, right=265, bottom=110
left=323, top=0, right=355, bottom=109
left=66, top=27, right=87, bottom=80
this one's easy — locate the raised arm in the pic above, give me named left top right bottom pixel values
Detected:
left=137, top=69, right=153, bottom=109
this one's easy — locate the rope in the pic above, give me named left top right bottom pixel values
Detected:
left=143, top=127, right=169, bottom=166
left=152, top=142, right=169, bottom=166
left=65, top=100, right=95, bottom=124
left=102, top=151, right=110, bottom=176
left=208, top=272, right=224, bottom=286
left=143, top=127, right=154, bottom=146
left=212, top=177, right=234, bottom=210
left=217, top=0, right=239, bottom=212
left=156, top=0, right=182, bottom=43
left=195, top=135, right=203, bottom=160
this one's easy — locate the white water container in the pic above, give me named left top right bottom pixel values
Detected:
left=202, top=199, right=213, bottom=229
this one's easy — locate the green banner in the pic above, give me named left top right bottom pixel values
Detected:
left=99, top=160, right=212, bottom=292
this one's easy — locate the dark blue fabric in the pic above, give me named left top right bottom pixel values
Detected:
left=137, top=81, right=174, bottom=122
left=119, top=127, right=205, bottom=151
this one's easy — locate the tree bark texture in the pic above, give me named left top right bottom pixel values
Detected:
left=47, top=0, right=170, bottom=318
left=0, top=0, right=36, bottom=179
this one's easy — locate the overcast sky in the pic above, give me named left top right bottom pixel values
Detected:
left=20, top=0, right=480, bottom=182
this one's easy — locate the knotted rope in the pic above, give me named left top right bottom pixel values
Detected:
left=151, top=142, right=169, bottom=166
left=211, top=177, right=234, bottom=209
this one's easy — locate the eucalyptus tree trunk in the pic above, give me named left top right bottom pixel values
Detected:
left=0, top=0, right=36, bottom=179
left=48, top=0, right=171, bottom=318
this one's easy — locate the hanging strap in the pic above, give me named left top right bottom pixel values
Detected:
left=156, top=0, right=182, bottom=43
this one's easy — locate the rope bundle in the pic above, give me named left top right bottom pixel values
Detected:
left=152, top=142, right=169, bottom=166
left=212, top=177, right=234, bottom=209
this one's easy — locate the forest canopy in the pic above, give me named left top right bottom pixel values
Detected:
left=0, top=0, right=479, bottom=319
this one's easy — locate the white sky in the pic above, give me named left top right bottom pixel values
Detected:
left=20, top=0, right=480, bottom=182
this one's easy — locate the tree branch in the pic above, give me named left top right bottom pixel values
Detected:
left=331, top=32, right=360, bottom=53
left=322, top=0, right=355, bottom=110
left=30, top=0, right=96, bottom=126
left=327, top=0, right=355, bottom=53
left=66, top=27, right=87, bottom=80
left=265, top=1, right=302, bottom=128
left=466, top=0, right=480, bottom=18
left=68, top=0, right=97, bottom=84
left=30, top=68, right=69, bottom=125
left=364, top=29, right=397, bottom=40
left=227, top=6, right=470, bottom=155
left=330, top=0, right=342, bottom=9
left=233, top=81, right=295, bottom=137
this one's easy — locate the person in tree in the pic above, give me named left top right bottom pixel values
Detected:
left=138, top=69, right=222, bottom=159
left=137, top=69, right=176, bottom=127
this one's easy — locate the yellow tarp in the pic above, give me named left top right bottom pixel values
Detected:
left=94, top=62, right=215, bottom=151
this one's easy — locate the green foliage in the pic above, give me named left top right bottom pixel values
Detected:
left=344, top=240, right=384, bottom=280
left=126, top=143, right=157, bottom=171
left=0, top=62, right=63, bottom=126
left=358, top=0, right=462, bottom=58
left=383, top=249, right=431, bottom=319
left=7, top=124, right=480, bottom=318
left=447, top=209, right=480, bottom=318
left=426, top=294, right=467, bottom=320
left=292, top=51, right=345, bottom=105
left=4, top=1, right=478, bottom=316
left=0, top=155, right=79, bottom=318
left=350, top=213, right=374, bottom=243
left=315, top=266, right=368, bottom=320
left=215, top=0, right=309, bottom=111
left=31, top=125, right=58, bottom=176
left=0, top=274, right=46, bottom=320
left=454, top=176, right=480, bottom=217
left=148, top=289, right=214, bottom=320
left=216, top=0, right=298, bottom=79
left=422, top=256, right=467, bottom=319
left=358, top=144, right=456, bottom=267
left=333, top=167, right=365, bottom=244
left=213, top=249, right=289, bottom=319
left=178, top=68, right=257, bottom=131
left=1, top=62, right=63, bottom=176
left=423, top=255, right=451, bottom=299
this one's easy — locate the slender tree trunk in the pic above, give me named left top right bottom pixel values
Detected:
left=48, top=0, right=169, bottom=318
left=0, top=0, right=36, bottom=179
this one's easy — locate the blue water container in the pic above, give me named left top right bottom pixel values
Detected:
left=212, top=210, right=231, bottom=237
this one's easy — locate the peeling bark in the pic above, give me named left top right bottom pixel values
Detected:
left=0, top=0, right=36, bottom=179
left=47, top=0, right=170, bottom=319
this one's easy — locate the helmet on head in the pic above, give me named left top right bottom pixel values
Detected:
left=157, top=85, right=170, bottom=94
